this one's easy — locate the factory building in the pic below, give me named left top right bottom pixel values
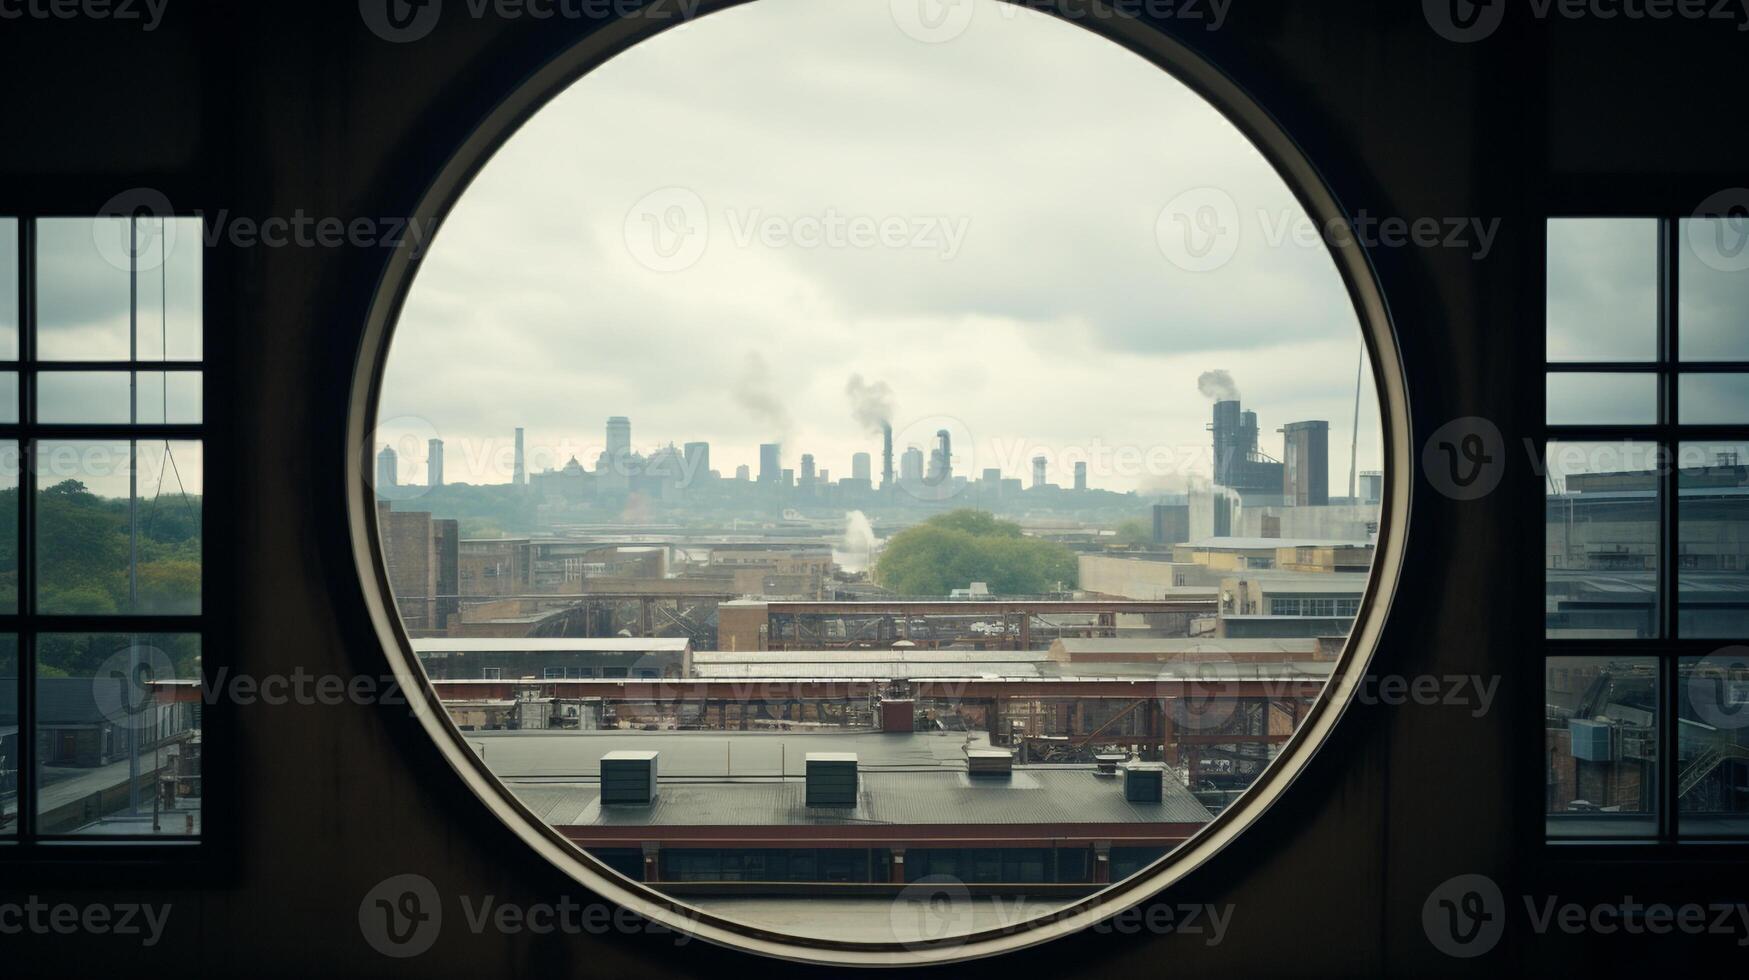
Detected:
left=1279, top=420, right=1329, bottom=506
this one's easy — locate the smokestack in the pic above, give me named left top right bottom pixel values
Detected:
left=882, top=422, right=894, bottom=490
left=513, top=427, right=525, bottom=487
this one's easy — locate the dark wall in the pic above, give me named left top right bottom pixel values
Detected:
left=1, top=1, right=1744, bottom=975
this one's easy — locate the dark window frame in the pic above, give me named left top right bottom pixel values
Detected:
left=0, top=211, right=223, bottom=872
left=1544, top=212, right=1749, bottom=850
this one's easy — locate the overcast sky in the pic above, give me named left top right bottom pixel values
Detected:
left=377, top=0, right=1384, bottom=495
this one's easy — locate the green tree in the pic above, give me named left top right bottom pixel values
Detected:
left=874, top=509, right=1077, bottom=596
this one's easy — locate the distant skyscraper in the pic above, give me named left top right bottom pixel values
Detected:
left=1074, top=461, right=1087, bottom=491
left=800, top=453, right=816, bottom=487
left=684, top=441, right=710, bottom=485
left=759, top=443, right=782, bottom=484
left=427, top=438, right=444, bottom=488
left=1032, top=456, right=1047, bottom=489
left=606, top=416, right=631, bottom=457
left=852, top=452, right=872, bottom=483
left=900, top=446, right=924, bottom=482
left=513, top=427, right=526, bottom=486
left=735, top=464, right=751, bottom=482
left=376, top=445, right=398, bottom=490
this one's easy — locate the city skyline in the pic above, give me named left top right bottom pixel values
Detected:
left=377, top=0, right=1383, bottom=497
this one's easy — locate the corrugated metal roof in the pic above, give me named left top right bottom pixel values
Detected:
left=412, top=638, right=691, bottom=653
left=1051, top=638, right=1319, bottom=655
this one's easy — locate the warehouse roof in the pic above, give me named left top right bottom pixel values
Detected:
left=509, top=768, right=1212, bottom=828
left=412, top=638, right=691, bottom=654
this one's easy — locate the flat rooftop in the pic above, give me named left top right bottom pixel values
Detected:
left=413, top=638, right=692, bottom=654
left=510, top=769, right=1211, bottom=828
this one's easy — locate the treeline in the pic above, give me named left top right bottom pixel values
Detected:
left=874, top=509, right=1078, bottom=596
left=0, top=481, right=202, bottom=678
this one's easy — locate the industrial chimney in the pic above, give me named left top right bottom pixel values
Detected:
left=512, top=427, right=526, bottom=487
left=881, top=422, right=894, bottom=491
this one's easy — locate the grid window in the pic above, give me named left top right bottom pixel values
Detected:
left=1545, top=214, right=1749, bottom=842
left=1, top=216, right=206, bottom=846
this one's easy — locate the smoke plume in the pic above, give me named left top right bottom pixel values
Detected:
left=1197, top=369, right=1240, bottom=401
left=732, top=352, right=792, bottom=434
left=845, top=374, right=895, bottom=433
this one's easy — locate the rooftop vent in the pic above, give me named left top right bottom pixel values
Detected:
left=1094, top=753, right=1128, bottom=777
left=600, top=750, right=658, bottom=806
left=805, top=752, right=859, bottom=807
left=1123, top=763, right=1165, bottom=803
left=966, top=748, right=1014, bottom=779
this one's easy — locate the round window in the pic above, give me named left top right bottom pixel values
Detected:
left=350, top=0, right=1407, bottom=964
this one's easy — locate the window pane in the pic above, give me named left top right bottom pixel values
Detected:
left=1546, top=656, right=1659, bottom=838
left=1677, top=441, right=1749, bottom=637
left=135, top=371, right=203, bottom=424
left=1546, top=441, right=1662, bottom=638
left=38, top=371, right=132, bottom=423
left=0, top=372, right=16, bottom=424
left=36, top=440, right=202, bottom=615
left=36, top=218, right=132, bottom=361
left=1547, top=373, right=1657, bottom=425
left=1679, top=373, right=1749, bottom=424
left=0, top=443, right=15, bottom=615
left=1680, top=653, right=1749, bottom=837
left=0, top=634, right=15, bottom=836
left=134, top=217, right=203, bottom=362
left=36, top=633, right=201, bottom=836
left=1547, top=218, right=1658, bottom=363
left=1680, top=216, right=1749, bottom=362
left=0, top=217, right=17, bottom=360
